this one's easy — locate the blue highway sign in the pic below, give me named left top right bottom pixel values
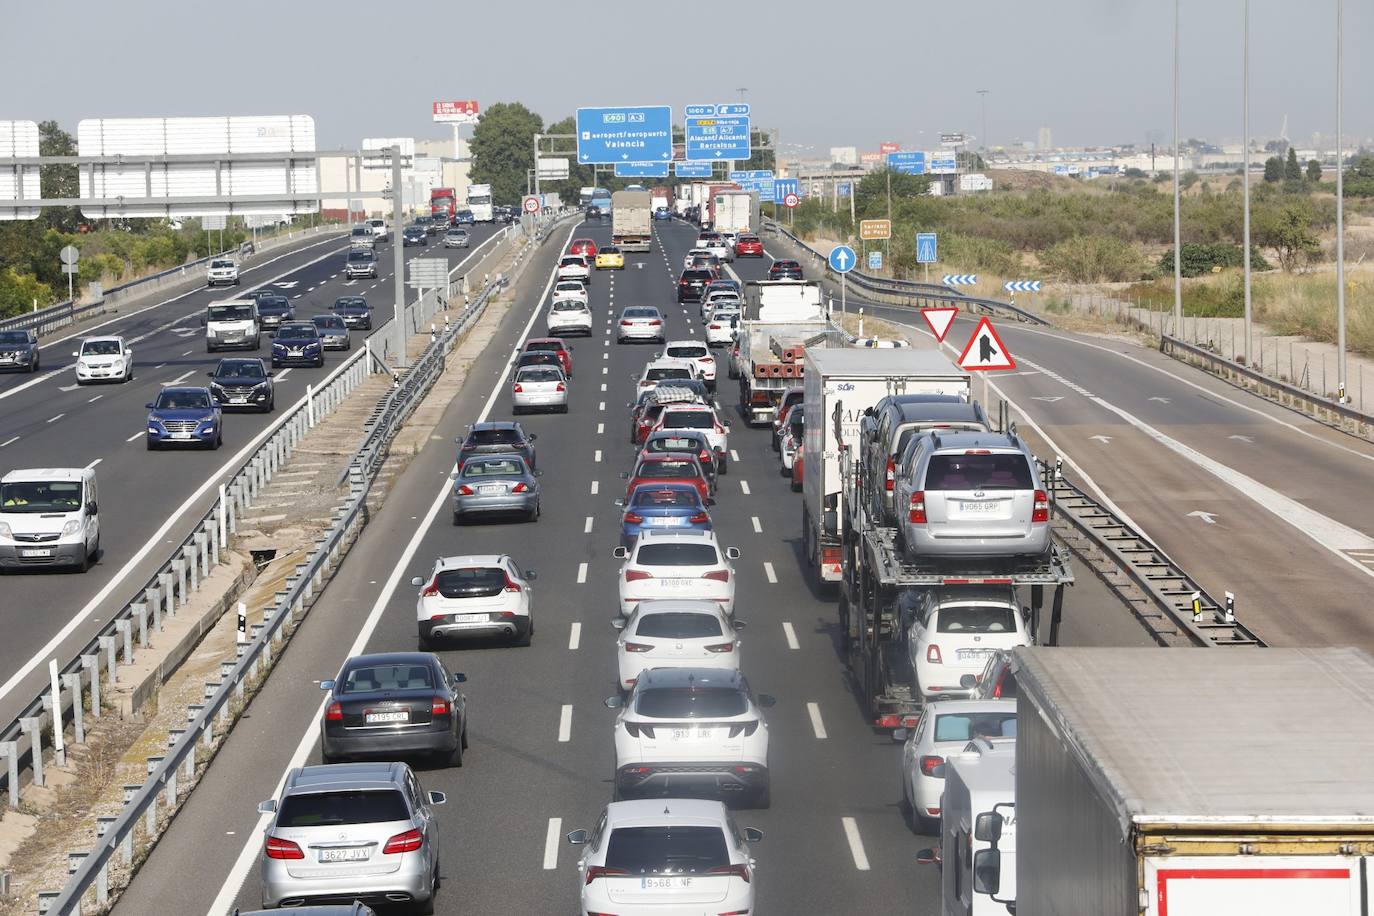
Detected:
left=717, top=103, right=750, bottom=116
left=615, top=161, right=670, bottom=178
left=886, top=151, right=926, bottom=175
left=916, top=232, right=938, bottom=264
left=685, top=105, right=716, bottom=117
left=828, top=245, right=857, bottom=274
left=772, top=179, right=799, bottom=204
left=576, top=106, right=673, bottom=164
left=837, top=182, right=851, bottom=197
left=674, top=161, right=713, bottom=178
left=685, top=115, right=752, bottom=160
left=868, top=251, right=883, bottom=270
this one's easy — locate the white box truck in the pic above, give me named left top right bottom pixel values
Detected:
left=611, top=190, right=652, bottom=252
left=1012, top=646, right=1374, bottom=916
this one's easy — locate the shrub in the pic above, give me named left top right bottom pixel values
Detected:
left=1159, top=244, right=1271, bottom=277
left=1040, top=235, right=1148, bottom=283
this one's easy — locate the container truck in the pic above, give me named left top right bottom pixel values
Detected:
left=710, top=189, right=758, bottom=235
left=430, top=187, right=457, bottom=222
left=465, top=183, right=494, bottom=222
left=1011, top=646, right=1374, bottom=916
left=732, top=280, right=832, bottom=426
left=610, top=190, right=653, bottom=252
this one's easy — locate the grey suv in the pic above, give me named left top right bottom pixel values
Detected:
left=258, top=762, right=445, bottom=912
left=0, top=329, right=40, bottom=373
left=893, top=430, right=1049, bottom=560
left=862, top=395, right=990, bottom=525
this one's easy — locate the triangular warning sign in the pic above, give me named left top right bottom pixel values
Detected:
left=921, top=306, right=959, bottom=342
left=956, top=317, right=1016, bottom=371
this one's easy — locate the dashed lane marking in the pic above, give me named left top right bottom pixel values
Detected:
left=558, top=705, right=573, bottom=742
left=577, top=562, right=588, bottom=584
left=543, top=818, right=562, bottom=870
left=807, top=702, right=828, bottom=739
left=842, top=818, right=871, bottom=871
left=568, top=623, right=581, bottom=651
left=783, top=622, right=800, bottom=650
left=764, top=562, right=777, bottom=584
left=751, top=516, right=762, bottom=533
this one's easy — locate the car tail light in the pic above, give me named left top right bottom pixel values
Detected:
left=555, top=382, right=566, bottom=392
left=701, top=356, right=714, bottom=363
left=622, top=723, right=655, bottom=739
left=625, top=569, right=654, bottom=581
left=705, top=642, right=735, bottom=653
left=383, top=828, right=424, bottom=855
left=1032, top=489, right=1050, bottom=523
left=885, top=456, right=896, bottom=492
left=512, top=383, right=524, bottom=393
left=927, top=644, right=943, bottom=664
left=707, top=864, right=751, bottom=884
left=689, top=512, right=710, bottom=523
left=920, top=755, right=946, bottom=777
left=727, top=721, right=759, bottom=738
left=420, top=578, right=440, bottom=597
left=460, top=442, right=474, bottom=450
left=623, top=512, right=644, bottom=524
left=431, top=696, right=451, bottom=716
left=512, top=482, right=529, bottom=493
left=907, top=490, right=928, bottom=524
left=964, top=449, right=992, bottom=455
left=265, top=836, right=304, bottom=859
left=456, top=484, right=474, bottom=496
left=649, top=320, right=662, bottom=326
left=623, top=642, right=653, bottom=653
left=709, top=323, right=720, bottom=330
left=504, top=573, right=522, bottom=593
left=585, top=865, right=629, bottom=885
left=325, top=702, right=342, bottom=722
left=702, top=569, right=730, bottom=582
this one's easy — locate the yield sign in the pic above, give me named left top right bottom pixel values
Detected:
left=921, top=307, right=958, bottom=342
left=956, top=317, right=1016, bottom=371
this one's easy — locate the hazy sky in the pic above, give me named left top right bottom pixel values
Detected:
left=7, top=0, right=1370, bottom=153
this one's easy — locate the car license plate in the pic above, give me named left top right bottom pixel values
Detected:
left=20, top=549, right=52, bottom=558
left=957, top=648, right=993, bottom=661
left=960, top=501, right=999, bottom=513
left=454, top=613, right=487, bottom=624
left=318, top=847, right=371, bottom=863
left=365, top=710, right=409, bottom=724
left=172, top=432, right=192, bottom=440
left=230, top=397, right=248, bottom=405
left=641, top=876, right=693, bottom=889
left=661, top=578, right=696, bottom=588
left=671, top=727, right=712, bottom=740
left=478, top=485, right=503, bottom=495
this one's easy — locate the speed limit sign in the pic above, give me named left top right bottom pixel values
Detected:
left=522, top=195, right=540, bottom=214
left=784, top=193, right=800, bottom=209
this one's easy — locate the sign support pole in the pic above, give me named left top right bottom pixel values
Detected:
left=841, top=274, right=847, bottom=319
left=391, top=145, right=407, bottom=369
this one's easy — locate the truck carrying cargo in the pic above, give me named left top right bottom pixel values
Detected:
left=611, top=190, right=653, bottom=252
left=731, top=280, right=834, bottom=426
left=1011, top=647, right=1374, bottom=916
left=710, top=189, right=758, bottom=235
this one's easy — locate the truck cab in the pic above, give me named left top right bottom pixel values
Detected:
left=919, top=737, right=1016, bottom=916
left=204, top=299, right=262, bottom=353
left=0, top=467, right=101, bottom=571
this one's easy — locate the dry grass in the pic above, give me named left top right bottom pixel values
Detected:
left=1255, top=271, right=1374, bottom=355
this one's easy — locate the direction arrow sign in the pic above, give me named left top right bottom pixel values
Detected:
left=772, top=178, right=799, bottom=205
left=1089, top=435, right=1113, bottom=444
left=1031, top=396, right=1064, bottom=403
left=685, top=114, right=751, bottom=161
left=522, top=195, right=540, bottom=214
left=859, top=219, right=891, bottom=241
left=576, top=106, right=673, bottom=164
left=921, top=307, right=958, bottom=342
left=942, top=274, right=977, bottom=287
left=916, top=232, right=937, bottom=264
left=956, top=317, right=1016, bottom=371
left=1003, top=280, right=1042, bottom=293
left=828, top=245, right=857, bottom=274
left=1187, top=510, right=1219, bottom=525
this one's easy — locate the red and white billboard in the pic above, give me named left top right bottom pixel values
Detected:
left=432, top=100, right=480, bottom=124
left=879, top=142, right=901, bottom=154
left=860, top=151, right=884, bottom=165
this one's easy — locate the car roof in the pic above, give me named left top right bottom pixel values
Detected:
left=927, top=698, right=1018, bottom=717
left=645, top=358, right=696, bottom=371
left=470, top=420, right=522, bottom=432
left=343, top=651, right=438, bottom=669
left=285, top=761, right=408, bottom=794
left=81, top=335, right=124, bottom=344
left=434, top=554, right=508, bottom=569
left=638, top=666, right=743, bottom=689
left=629, top=481, right=701, bottom=496
left=157, top=385, right=211, bottom=396
left=604, top=798, right=729, bottom=828
left=663, top=339, right=707, bottom=348
left=634, top=598, right=724, bottom=617
left=1, top=467, right=91, bottom=483
left=525, top=337, right=567, bottom=346
left=925, top=431, right=1021, bottom=453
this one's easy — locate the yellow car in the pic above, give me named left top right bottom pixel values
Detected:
left=595, top=246, right=625, bottom=270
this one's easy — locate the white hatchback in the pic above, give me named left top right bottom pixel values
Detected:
left=704, top=309, right=740, bottom=348
left=412, top=554, right=536, bottom=649
left=895, top=698, right=1018, bottom=833
left=614, top=530, right=739, bottom=617
left=652, top=404, right=730, bottom=470
left=547, top=299, right=593, bottom=336
left=612, top=599, right=744, bottom=692
left=557, top=255, right=591, bottom=282
left=636, top=357, right=697, bottom=393
left=73, top=336, right=133, bottom=384
left=661, top=340, right=717, bottom=388
left=905, top=587, right=1032, bottom=699
left=552, top=280, right=589, bottom=305
left=511, top=365, right=568, bottom=414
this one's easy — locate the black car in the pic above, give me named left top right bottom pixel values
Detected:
left=0, top=329, right=40, bottom=373
left=585, top=206, right=602, bottom=222
left=676, top=269, right=715, bottom=302
left=319, top=652, right=468, bottom=766
left=457, top=421, right=537, bottom=471
left=769, top=259, right=804, bottom=280
left=255, top=295, right=294, bottom=333
left=331, top=296, right=373, bottom=330
left=206, top=357, right=275, bottom=412
left=270, top=322, right=325, bottom=368
left=402, top=225, right=428, bottom=247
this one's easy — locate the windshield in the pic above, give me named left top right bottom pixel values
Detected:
left=937, top=604, right=1018, bottom=634
left=333, top=299, right=368, bottom=313
left=933, top=711, right=1018, bottom=743
left=636, top=460, right=698, bottom=480
left=81, top=340, right=121, bottom=355
left=210, top=259, right=234, bottom=269
left=447, top=228, right=467, bottom=235
left=155, top=390, right=211, bottom=410
left=348, top=251, right=374, bottom=262
left=1, top=480, right=82, bottom=514
left=432, top=195, right=455, bottom=208
left=216, top=361, right=264, bottom=379
left=0, top=332, right=30, bottom=345
left=925, top=454, right=1034, bottom=491
left=277, top=790, right=408, bottom=828
left=352, top=227, right=371, bottom=236
left=634, top=612, right=723, bottom=639
left=257, top=299, right=289, bottom=313
left=276, top=324, right=316, bottom=338
left=635, top=687, right=745, bottom=718
left=646, top=368, right=691, bottom=382
left=341, top=663, right=435, bottom=693
left=208, top=305, right=252, bottom=322
left=604, top=826, right=729, bottom=875
left=634, top=543, right=716, bottom=566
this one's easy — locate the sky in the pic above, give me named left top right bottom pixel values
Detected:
left=6, top=0, right=1371, bottom=155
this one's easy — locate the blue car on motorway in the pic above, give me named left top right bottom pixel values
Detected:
left=454, top=209, right=476, bottom=226
left=146, top=386, right=222, bottom=450
left=270, top=322, right=325, bottom=368
left=618, top=482, right=713, bottom=547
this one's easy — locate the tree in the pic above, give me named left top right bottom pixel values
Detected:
left=854, top=169, right=929, bottom=217
left=38, top=120, right=80, bottom=232
left=468, top=102, right=544, bottom=206
left=1180, top=171, right=1200, bottom=190
left=1264, top=139, right=1289, bottom=156
left=1263, top=156, right=1283, bottom=183
left=1284, top=147, right=1303, bottom=182
left=1253, top=201, right=1319, bottom=271
left=0, top=266, right=54, bottom=319
left=1306, top=159, right=1323, bottom=182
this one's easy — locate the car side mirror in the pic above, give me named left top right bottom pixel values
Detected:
left=959, top=674, right=978, bottom=689
left=975, top=811, right=1003, bottom=844
left=71, top=351, right=79, bottom=357
left=973, top=849, right=1001, bottom=895
left=199, top=316, right=206, bottom=326
left=534, top=469, right=543, bottom=477
left=145, top=403, right=155, bottom=409
left=527, top=433, right=537, bottom=441
left=707, top=497, right=717, bottom=506
left=743, top=827, right=764, bottom=843
left=206, top=371, right=215, bottom=378
left=757, top=694, right=776, bottom=708
left=319, top=679, right=335, bottom=691
left=450, top=472, right=461, bottom=481
left=732, top=620, right=746, bottom=631
left=428, top=791, right=447, bottom=806
left=566, top=829, right=589, bottom=845
left=450, top=672, right=467, bottom=684
left=409, top=576, right=425, bottom=587
left=916, top=848, right=939, bottom=866
left=257, top=800, right=277, bottom=814
left=86, top=501, right=98, bottom=515
left=525, top=570, right=537, bottom=581
left=892, top=728, right=909, bottom=742
left=614, top=498, right=625, bottom=507
left=619, top=472, right=630, bottom=479
left=610, top=617, right=628, bottom=631
left=211, top=400, right=222, bottom=408
left=612, top=546, right=629, bottom=559
left=604, top=695, right=624, bottom=709
left=725, top=547, right=741, bottom=560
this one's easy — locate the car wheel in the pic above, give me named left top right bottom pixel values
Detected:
left=446, top=734, right=464, bottom=768
left=418, top=631, right=435, bottom=652
left=212, top=432, right=222, bottom=450
left=460, top=720, right=468, bottom=750
left=791, top=474, right=803, bottom=493
left=717, top=459, right=728, bottom=476
left=753, top=781, right=771, bottom=810
left=145, top=438, right=158, bottom=451
left=414, top=870, right=437, bottom=916
left=514, top=621, right=532, bottom=647
left=76, top=545, right=92, bottom=573
left=525, top=505, right=538, bottom=523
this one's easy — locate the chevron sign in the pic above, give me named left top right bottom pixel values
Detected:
left=1004, top=280, right=1042, bottom=293
left=942, top=274, right=977, bottom=286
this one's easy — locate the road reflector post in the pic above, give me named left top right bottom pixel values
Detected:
left=1224, top=591, right=1236, bottom=624
left=1190, top=590, right=1203, bottom=622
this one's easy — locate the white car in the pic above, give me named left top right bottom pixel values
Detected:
left=552, top=280, right=589, bottom=305
left=547, top=299, right=593, bottom=337
left=612, top=599, right=744, bottom=692
left=206, top=258, right=240, bottom=287
left=698, top=235, right=732, bottom=262
left=661, top=340, right=717, bottom=389
left=905, top=587, right=1032, bottom=700
left=618, top=306, right=665, bottom=344
left=895, top=698, right=1018, bottom=833
left=682, top=247, right=715, bottom=270
left=411, top=554, right=536, bottom=648
left=636, top=357, right=696, bottom=393
left=568, top=799, right=763, bottom=916
left=614, top=530, right=738, bottom=617
left=511, top=365, right=568, bottom=414
left=557, top=255, right=591, bottom=282
left=704, top=309, right=740, bottom=348
left=73, top=336, right=133, bottom=384
left=366, top=218, right=388, bottom=241
left=604, top=667, right=772, bottom=806
left=652, top=403, right=730, bottom=471
left=700, top=290, right=741, bottom=320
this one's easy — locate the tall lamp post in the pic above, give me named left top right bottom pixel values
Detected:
left=1335, top=0, right=1348, bottom=402
left=976, top=89, right=989, bottom=152
left=1172, top=0, right=1182, bottom=328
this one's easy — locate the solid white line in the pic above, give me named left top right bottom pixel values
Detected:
left=842, top=817, right=871, bottom=871
left=807, top=702, right=828, bottom=739
left=87, top=395, right=102, bottom=403
left=167, top=370, right=195, bottom=385
left=594, top=449, right=602, bottom=462
left=751, top=516, right=762, bottom=533
left=584, top=516, right=594, bottom=534
left=577, top=562, right=588, bottom=584
left=763, top=562, right=777, bottom=584
left=85, top=457, right=102, bottom=468
left=568, top=622, right=581, bottom=651
left=783, top=621, right=800, bottom=650
left=543, top=817, right=563, bottom=870
left=206, top=221, right=578, bottom=916
left=274, top=368, right=292, bottom=380
left=0, top=436, right=18, bottom=448
left=46, top=413, right=64, bottom=423
left=558, top=704, right=573, bottom=742
left=590, top=481, right=599, bottom=495
left=739, top=480, right=751, bottom=495
left=125, top=431, right=144, bottom=442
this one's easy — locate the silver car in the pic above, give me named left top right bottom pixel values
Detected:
left=451, top=452, right=540, bottom=524
left=311, top=314, right=351, bottom=350
left=257, top=762, right=444, bottom=911
left=894, top=430, right=1050, bottom=560
left=616, top=306, right=665, bottom=344
left=443, top=228, right=470, bottom=249
left=511, top=365, right=568, bottom=414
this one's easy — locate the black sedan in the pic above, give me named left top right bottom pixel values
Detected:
left=457, top=420, right=537, bottom=471
left=206, top=358, right=274, bottom=412
left=331, top=296, right=373, bottom=330
left=319, top=652, right=468, bottom=767
left=768, top=259, right=804, bottom=280
left=402, top=225, right=428, bottom=247
left=270, top=322, right=325, bottom=368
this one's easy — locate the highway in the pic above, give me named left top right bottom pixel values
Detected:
left=0, top=224, right=505, bottom=728
left=114, top=219, right=1155, bottom=915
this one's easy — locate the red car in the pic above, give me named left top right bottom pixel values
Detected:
left=569, top=238, right=599, bottom=259
left=791, top=450, right=804, bottom=492
left=523, top=337, right=573, bottom=377
left=622, top=454, right=712, bottom=503
left=735, top=234, right=764, bottom=257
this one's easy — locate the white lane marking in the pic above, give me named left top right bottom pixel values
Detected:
left=205, top=221, right=579, bottom=916
left=596, top=423, right=604, bottom=435
left=739, top=480, right=751, bottom=495
left=807, top=702, right=828, bottom=740
left=577, top=562, right=588, bottom=584
left=167, top=370, right=195, bottom=385
left=543, top=817, right=563, bottom=870
left=85, top=458, right=102, bottom=468
left=0, top=436, right=18, bottom=448
left=584, top=516, right=594, bottom=534
left=602, top=351, right=608, bottom=360
left=180, top=349, right=193, bottom=357
left=46, top=413, right=64, bottom=423
left=591, top=480, right=600, bottom=495
left=558, top=705, right=573, bottom=742
left=783, top=622, right=800, bottom=650
left=58, top=383, right=79, bottom=392
left=601, top=367, right=608, bottom=375
left=87, top=395, right=102, bottom=403
left=594, top=449, right=603, bottom=463
left=842, top=818, right=871, bottom=871
left=275, top=368, right=292, bottom=380
left=568, top=623, right=581, bottom=651
left=125, top=431, right=144, bottom=442
left=730, top=449, right=740, bottom=462
left=764, top=562, right=778, bottom=584
left=600, top=382, right=607, bottom=389
left=751, top=516, right=762, bottom=533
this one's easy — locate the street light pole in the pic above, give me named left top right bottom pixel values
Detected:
left=391, top=145, right=407, bottom=369
left=1172, top=0, right=1182, bottom=329
left=1242, top=0, right=1252, bottom=365
left=976, top=90, right=989, bottom=151
left=1335, top=0, right=1348, bottom=401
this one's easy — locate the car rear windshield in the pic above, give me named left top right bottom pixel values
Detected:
left=624, top=308, right=659, bottom=318
left=341, top=663, right=435, bottom=693
left=560, top=257, right=585, bottom=266
left=313, top=316, right=345, bottom=329
left=208, top=305, right=252, bottom=322
left=637, top=460, right=699, bottom=480
left=933, top=711, right=1018, bottom=743
left=0, top=481, right=82, bottom=514
left=924, top=454, right=1034, bottom=491
left=936, top=605, right=1018, bottom=634
left=468, top=428, right=524, bottom=446
left=433, top=567, right=506, bottom=598
left=647, top=436, right=705, bottom=454
left=463, top=458, right=524, bottom=477
left=631, top=487, right=699, bottom=508
left=646, top=368, right=691, bottom=382
left=517, top=367, right=563, bottom=382
left=739, top=236, right=760, bottom=243
left=661, top=410, right=713, bottom=429
left=552, top=301, right=586, bottom=312
left=634, top=543, right=717, bottom=566
left=635, top=687, right=746, bottom=719
left=277, top=790, right=409, bottom=828
left=526, top=341, right=561, bottom=351
left=666, top=346, right=708, bottom=359
left=682, top=270, right=713, bottom=281
left=604, top=826, right=729, bottom=874
left=635, top=612, right=724, bottom=639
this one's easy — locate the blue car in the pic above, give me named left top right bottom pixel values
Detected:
left=653, top=206, right=672, bottom=221
left=454, top=209, right=476, bottom=226
left=146, top=386, right=222, bottom=451
left=618, top=482, right=712, bottom=547
left=271, top=322, right=325, bottom=368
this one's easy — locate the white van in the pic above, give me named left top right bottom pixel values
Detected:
left=0, top=467, right=101, bottom=571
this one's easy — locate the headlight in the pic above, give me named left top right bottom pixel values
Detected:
left=197, top=417, right=216, bottom=428
left=272, top=343, right=286, bottom=351
left=0, top=522, right=11, bottom=538
left=61, top=519, right=81, bottom=537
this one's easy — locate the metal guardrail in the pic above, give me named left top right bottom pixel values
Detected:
left=1161, top=334, right=1374, bottom=439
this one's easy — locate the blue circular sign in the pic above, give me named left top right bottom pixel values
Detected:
left=828, top=245, right=857, bottom=274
